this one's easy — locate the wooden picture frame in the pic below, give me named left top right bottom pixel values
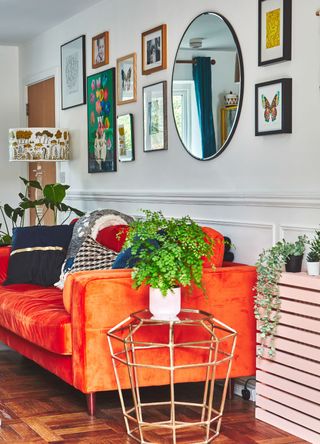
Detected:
left=258, top=0, right=292, bottom=66
left=87, top=68, right=117, bottom=172
left=255, top=78, right=292, bottom=136
left=116, top=53, right=137, bottom=105
left=142, top=24, right=167, bottom=75
left=117, top=114, right=135, bottom=162
left=92, top=31, right=109, bottom=69
left=143, top=81, right=168, bottom=152
left=61, top=35, right=86, bottom=110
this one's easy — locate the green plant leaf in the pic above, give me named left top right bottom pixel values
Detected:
left=43, top=184, right=66, bottom=204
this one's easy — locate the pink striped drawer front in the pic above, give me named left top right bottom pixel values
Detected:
left=279, top=284, right=320, bottom=305
left=256, top=335, right=320, bottom=361
left=278, top=311, right=320, bottom=334
left=256, top=370, right=320, bottom=404
left=261, top=349, right=320, bottom=376
left=279, top=298, right=320, bottom=319
left=279, top=272, right=320, bottom=292
left=275, top=324, right=320, bottom=347
left=257, top=359, right=320, bottom=389
left=256, top=382, right=319, bottom=418
left=256, top=408, right=320, bottom=444
left=256, top=395, right=320, bottom=433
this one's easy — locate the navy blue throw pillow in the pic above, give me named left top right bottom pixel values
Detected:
left=4, top=225, right=74, bottom=287
left=112, top=238, right=160, bottom=269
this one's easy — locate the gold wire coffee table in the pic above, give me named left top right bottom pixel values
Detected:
left=107, top=309, right=237, bottom=444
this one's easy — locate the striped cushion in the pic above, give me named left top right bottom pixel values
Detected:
left=70, top=236, right=117, bottom=273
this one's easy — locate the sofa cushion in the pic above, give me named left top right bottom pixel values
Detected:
left=70, top=236, right=118, bottom=273
left=0, top=284, right=71, bottom=354
left=4, top=225, right=74, bottom=287
left=96, top=224, right=129, bottom=252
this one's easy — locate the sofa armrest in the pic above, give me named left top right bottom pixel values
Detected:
left=65, top=264, right=257, bottom=394
left=0, top=246, right=10, bottom=283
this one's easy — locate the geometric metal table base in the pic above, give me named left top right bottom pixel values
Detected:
left=107, top=309, right=237, bottom=444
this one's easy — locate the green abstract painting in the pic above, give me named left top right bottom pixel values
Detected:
left=87, top=68, right=116, bottom=172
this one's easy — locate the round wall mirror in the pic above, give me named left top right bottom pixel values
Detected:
left=172, top=12, right=244, bottom=160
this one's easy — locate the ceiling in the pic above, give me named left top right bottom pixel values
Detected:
left=0, top=0, right=103, bottom=45
left=180, top=13, right=237, bottom=52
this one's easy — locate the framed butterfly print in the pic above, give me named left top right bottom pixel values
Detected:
left=258, top=0, right=292, bottom=66
left=255, top=78, right=292, bottom=136
left=117, top=53, right=137, bottom=105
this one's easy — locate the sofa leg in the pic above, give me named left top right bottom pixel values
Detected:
left=86, top=392, right=96, bottom=416
left=227, top=378, right=235, bottom=400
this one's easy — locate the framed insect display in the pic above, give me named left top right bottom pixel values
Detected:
left=255, top=78, right=292, bottom=136
left=117, top=53, right=137, bottom=105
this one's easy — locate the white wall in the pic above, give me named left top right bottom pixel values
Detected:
left=18, top=0, right=320, bottom=266
left=0, top=46, right=26, bottom=215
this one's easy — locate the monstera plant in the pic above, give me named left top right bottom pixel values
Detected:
left=0, top=176, right=84, bottom=244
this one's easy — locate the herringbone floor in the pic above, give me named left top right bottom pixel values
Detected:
left=0, top=351, right=307, bottom=443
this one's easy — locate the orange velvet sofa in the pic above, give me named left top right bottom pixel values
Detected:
left=0, top=245, right=256, bottom=415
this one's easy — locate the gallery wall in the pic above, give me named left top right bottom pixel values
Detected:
left=18, top=0, right=320, bottom=265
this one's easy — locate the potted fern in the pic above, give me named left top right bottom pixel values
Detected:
left=123, top=210, right=215, bottom=320
left=307, top=230, right=320, bottom=276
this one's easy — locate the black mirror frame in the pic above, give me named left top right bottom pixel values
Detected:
left=171, top=12, right=244, bottom=161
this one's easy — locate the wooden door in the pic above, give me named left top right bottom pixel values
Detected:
left=27, top=78, right=56, bottom=225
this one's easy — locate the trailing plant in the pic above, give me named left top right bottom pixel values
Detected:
left=307, top=230, right=320, bottom=262
left=254, top=235, right=307, bottom=358
left=124, top=210, right=215, bottom=296
left=0, top=176, right=84, bottom=244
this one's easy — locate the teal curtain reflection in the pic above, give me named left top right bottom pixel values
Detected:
left=192, top=57, right=216, bottom=157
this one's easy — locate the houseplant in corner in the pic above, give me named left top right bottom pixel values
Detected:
left=123, top=210, right=215, bottom=320
left=255, top=235, right=307, bottom=358
left=0, top=176, right=84, bottom=244
left=306, top=230, right=320, bottom=276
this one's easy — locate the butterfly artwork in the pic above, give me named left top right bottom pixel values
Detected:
left=261, top=91, right=280, bottom=123
left=117, top=53, right=137, bottom=105
left=121, top=67, right=132, bottom=92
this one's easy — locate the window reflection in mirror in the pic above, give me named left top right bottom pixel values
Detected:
left=172, top=13, right=243, bottom=160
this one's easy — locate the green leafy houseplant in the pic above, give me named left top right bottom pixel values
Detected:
left=0, top=176, right=84, bottom=244
left=255, top=235, right=307, bottom=358
left=124, top=210, right=215, bottom=296
left=307, top=230, right=320, bottom=262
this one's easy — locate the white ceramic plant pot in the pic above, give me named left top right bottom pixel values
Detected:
left=149, top=287, right=181, bottom=320
left=307, top=262, right=320, bottom=276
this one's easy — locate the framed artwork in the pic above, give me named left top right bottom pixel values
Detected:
left=92, top=31, right=109, bottom=69
left=255, top=78, right=292, bottom=136
left=143, top=81, right=168, bottom=152
left=87, top=68, right=117, bottom=173
left=258, top=0, right=292, bottom=66
left=61, top=35, right=86, bottom=110
left=117, top=114, right=135, bottom=162
left=142, top=24, right=167, bottom=75
left=117, top=53, right=137, bottom=105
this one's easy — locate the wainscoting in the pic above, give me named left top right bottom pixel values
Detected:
left=67, top=190, right=320, bottom=266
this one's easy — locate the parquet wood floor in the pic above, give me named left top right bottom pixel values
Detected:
left=0, top=351, right=308, bottom=443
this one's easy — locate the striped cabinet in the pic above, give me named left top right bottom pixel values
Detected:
left=256, top=272, right=320, bottom=444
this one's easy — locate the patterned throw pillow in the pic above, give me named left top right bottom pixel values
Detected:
left=69, top=236, right=118, bottom=274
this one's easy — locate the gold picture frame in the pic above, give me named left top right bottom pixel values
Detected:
left=92, top=31, right=109, bottom=69
left=116, top=53, right=137, bottom=105
left=141, top=24, right=167, bottom=75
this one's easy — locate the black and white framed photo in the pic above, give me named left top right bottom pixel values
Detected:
left=92, top=31, right=109, bottom=69
left=143, top=81, right=168, bottom=152
left=142, top=25, right=167, bottom=75
left=61, top=35, right=86, bottom=110
left=117, top=114, right=135, bottom=162
left=117, top=53, right=137, bottom=105
left=255, top=78, right=292, bottom=136
left=258, top=0, right=292, bottom=66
